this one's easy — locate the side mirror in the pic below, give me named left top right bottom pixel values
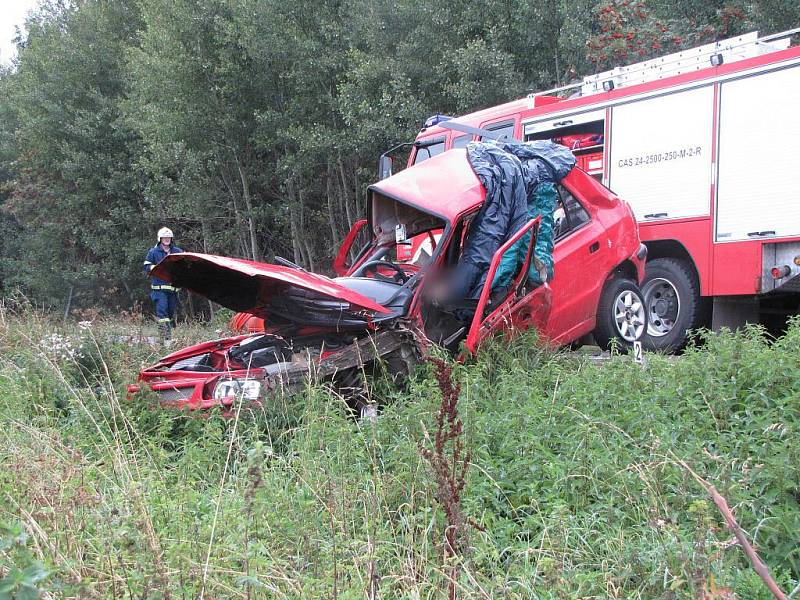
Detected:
left=378, top=155, right=393, bottom=180
left=333, top=219, right=370, bottom=276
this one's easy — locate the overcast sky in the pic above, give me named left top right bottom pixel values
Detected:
left=1, top=0, right=40, bottom=65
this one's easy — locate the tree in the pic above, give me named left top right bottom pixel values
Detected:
left=0, top=0, right=792, bottom=312
left=4, top=0, right=145, bottom=309
left=0, top=65, right=23, bottom=296
left=129, top=0, right=279, bottom=263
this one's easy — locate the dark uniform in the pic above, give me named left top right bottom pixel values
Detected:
left=143, top=243, right=183, bottom=336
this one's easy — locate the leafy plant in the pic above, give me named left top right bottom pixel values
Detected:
left=0, top=522, right=49, bottom=600
left=1, top=312, right=799, bottom=597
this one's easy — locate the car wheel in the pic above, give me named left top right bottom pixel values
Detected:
left=594, top=278, right=648, bottom=351
left=332, top=367, right=377, bottom=419
left=641, top=258, right=701, bottom=353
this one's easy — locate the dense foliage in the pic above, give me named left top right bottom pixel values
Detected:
left=1, top=305, right=798, bottom=597
left=1, top=0, right=797, bottom=311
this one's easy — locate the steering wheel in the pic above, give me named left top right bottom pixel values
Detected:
left=352, top=260, right=409, bottom=284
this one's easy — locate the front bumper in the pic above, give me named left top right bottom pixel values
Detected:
left=128, top=328, right=421, bottom=411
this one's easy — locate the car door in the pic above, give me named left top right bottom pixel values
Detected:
left=465, top=217, right=551, bottom=353
left=543, top=183, right=609, bottom=343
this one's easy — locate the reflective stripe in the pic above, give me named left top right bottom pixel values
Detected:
left=151, top=285, right=177, bottom=291
left=157, top=317, right=171, bottom=323
left=143, top=260, right=153, bottom=265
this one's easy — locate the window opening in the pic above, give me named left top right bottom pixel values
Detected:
left=480, top=120, right=517, bottom=142
left=554, top=185, right=591, bottom=240
left=413, top=139, right=446, bottom=164
left=451, top=134, right=470, bottom=149
left=525, top=115, right=606, bottom=177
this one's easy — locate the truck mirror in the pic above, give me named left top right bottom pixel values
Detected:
left=378, top=155, right=393, bottom=180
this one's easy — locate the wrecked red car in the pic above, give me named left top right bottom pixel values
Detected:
left=130, top=144, right=647, bottom=412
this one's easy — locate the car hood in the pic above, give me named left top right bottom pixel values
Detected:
left=151, top=252, right=392, bottom=319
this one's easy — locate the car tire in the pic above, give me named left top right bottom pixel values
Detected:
left=641, top=258, right=701, bottom=353
left=333, top=367, right=375, bottom=418
left=593, top=278, right=648, bottom=351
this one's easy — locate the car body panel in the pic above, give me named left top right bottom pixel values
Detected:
left=151, top=252, right=392, bottom=317
left=369, top=149, right=484, bottom=223
left=465, top=217, right=547, bottom=353
left=542, top=170, right=645, bottom=343
left=547, top=171, right=618, bottom=337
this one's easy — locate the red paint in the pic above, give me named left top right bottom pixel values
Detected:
left=152, top=251, right=392, bottom=316
left=465, top=217, right=542, bottom=354
left=712, top=242, right=762, bottom=295
left=372, top=150, right=484, bottom=222
left=333, top=219, right=368, bottom=275
left=229, top=312, right=265, bottom=333
left=638, top=219, right=713, bottom=295
left=396, top=230, right=441, bottom=262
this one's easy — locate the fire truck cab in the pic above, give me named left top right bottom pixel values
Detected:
left=402, top=29, right=800, bottom=352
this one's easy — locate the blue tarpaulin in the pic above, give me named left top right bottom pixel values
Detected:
left=448, top=140, right=575, bottom=303
left=447, top=142, right=529, bottom=300
left=491, top=141, right=576, bottom=289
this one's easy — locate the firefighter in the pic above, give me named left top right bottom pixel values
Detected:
left=143, top=227, right=183, bottom=340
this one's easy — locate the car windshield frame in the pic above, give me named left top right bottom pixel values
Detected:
left=349, top=225, right=445, bottom=290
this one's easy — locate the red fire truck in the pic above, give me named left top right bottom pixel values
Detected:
left=401, top=29, right=800, bottom=351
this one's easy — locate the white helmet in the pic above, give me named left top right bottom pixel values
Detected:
left=157, top=227, right=174, bottom=241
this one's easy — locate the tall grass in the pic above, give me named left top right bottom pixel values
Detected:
left=1, top=300, right=798, bottom=598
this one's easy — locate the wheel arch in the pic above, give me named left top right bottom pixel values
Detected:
left=644, top=240, right=701, bottom=290
left=609, top=259, right=639, bottom=284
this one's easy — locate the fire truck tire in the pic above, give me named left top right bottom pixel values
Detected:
left=593, top=278, right=648, bottom=352
left=641, top=258, right=700, bottom=353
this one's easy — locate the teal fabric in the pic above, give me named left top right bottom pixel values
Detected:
left=492, top=182, right=557, bottom=288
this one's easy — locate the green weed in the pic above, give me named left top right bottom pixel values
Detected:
left=0, top=305, right=798, bottom=598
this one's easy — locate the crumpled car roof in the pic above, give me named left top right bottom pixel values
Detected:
left=369, top=149, right=484, bottom=221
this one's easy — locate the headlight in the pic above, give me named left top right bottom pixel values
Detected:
left=213, top=379, right=261, bottom=401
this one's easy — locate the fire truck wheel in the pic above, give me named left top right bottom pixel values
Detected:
left=593, top=278, right=648, bottom=352
left=641, top=258, right=700, bottom=353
